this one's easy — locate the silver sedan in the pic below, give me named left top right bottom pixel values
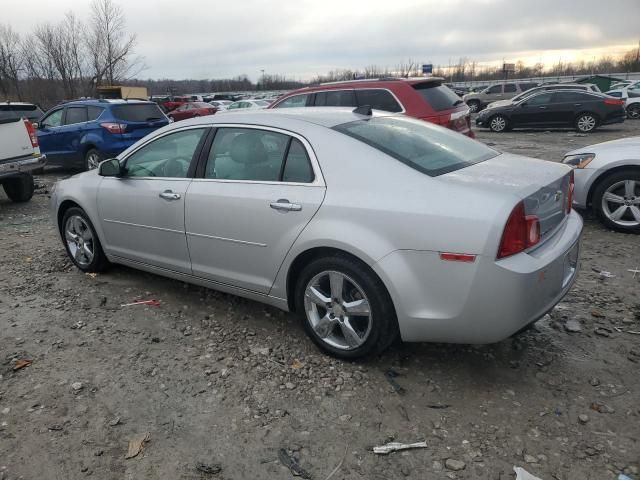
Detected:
left=51, top=108, right=582, bottom=359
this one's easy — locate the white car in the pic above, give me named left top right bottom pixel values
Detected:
left=606, top=82, right=640, bottom=119
left=224, top=100, right=271, bottom=111
left=564, top=136, right=640, bottom=233
left=209, top=100, right=233, bottom=111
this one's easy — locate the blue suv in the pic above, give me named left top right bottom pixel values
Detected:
left=36, top=99, right=169, bottom=170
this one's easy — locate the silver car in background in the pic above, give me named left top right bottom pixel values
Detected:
left=51, top=108, right=582, bottom=359
left=564, top=136, right=640, bottom=233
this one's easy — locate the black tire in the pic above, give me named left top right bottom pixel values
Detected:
left=294, top=254, right=398, bottom=359
left=467, top=100, right=481, bottom=113
left=61, top=207, right=109, bottom=272
left=575, top=112, right=598, bottom=133
left=488, top=114, right=508, bottom=132
left=2, top=174, right=34, bottom=202
left=627, top=104, right=640, bottom=119
left=85, top=148, right=103, bottom=171
left=592, top=168, right=640, bottom=234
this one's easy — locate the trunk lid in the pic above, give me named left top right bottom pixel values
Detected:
left=441, top=153, right=572, bottom=241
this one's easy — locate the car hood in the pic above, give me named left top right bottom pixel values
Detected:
left=565, top=136, right=640, bottom=156
left=486, top=100, right=512, bottom=109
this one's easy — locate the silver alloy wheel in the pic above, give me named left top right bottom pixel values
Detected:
left=303, top=270, right=372, bottom=350
left=577, top=114, right=596, bottom=132
left=86, top=152, right=101, bottom=170
left=628, top=105, right=640, bottom=119
left=490, top=116, right=506, bottom=132
left=601, top=179, right=640, bottom=227
left=65, top=215, right=95, bottom=266
left=468, top=101, right=479, bottom=113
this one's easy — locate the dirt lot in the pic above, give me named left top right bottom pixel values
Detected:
left=1, top=121, right=639, bottom=480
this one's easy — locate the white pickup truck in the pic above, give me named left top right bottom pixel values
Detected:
left=0, top=117, right=47, bottom=202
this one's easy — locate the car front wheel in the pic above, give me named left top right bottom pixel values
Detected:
left=575, top=113, right=598, bottom=133
left=295, top=254, right=398, bottom=359
left=592, top=169, right=640, bottom=234
left=489, top=115, right=508, bottom=132
left=61, top=207, right=109, bottom=272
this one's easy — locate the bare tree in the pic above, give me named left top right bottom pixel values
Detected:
left=0, top=24, right=24, bottom=100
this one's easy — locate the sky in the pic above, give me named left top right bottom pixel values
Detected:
left=4, top=0, right=639, bottom=81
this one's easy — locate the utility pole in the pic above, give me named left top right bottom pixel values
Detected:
left=260, top=69, right=265, bottom=91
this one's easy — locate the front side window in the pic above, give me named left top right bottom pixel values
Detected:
left=64, top=107, right=88, bottom=125
left=274, top=94, right=310, bottom=108
left=124, top=128, right=206, bottom=178
left=334, top=116, right=497, bottom=177
left=486, top=85, right=502, bottom=94
left=41, top=109, right=64, bottom=128
left=355, top=89, right=403, bottom=112
left=205, top=128, right=314, bottom=183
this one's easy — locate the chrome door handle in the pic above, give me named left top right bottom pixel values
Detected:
left=159, top=190, right=181, bottom=201
left=538, top=106, right=547, bottom=109
left=270, top=199, right=302, bottom=212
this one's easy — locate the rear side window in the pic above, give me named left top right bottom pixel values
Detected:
left=355, top=89, right=403, bottom=112
left=504, top=84, right=517, bottom=93
left=111, top=104, right=165, bottom=122
left=274, top=94, right=310, bottom=108
left=520, top=83, right=538, bottom=91
left=486, top=85, right=502, bottom=94
left=412, top=83, right=463, bottom=111
left=607, top=91, right=623, bottom=98
left=0, top=104, right=43, bottom=121
left=65, top=107, right=88, bottom=125
left=526, top=93, right=553, bottom=105
left=283, top=139, right=314, bottom=183
left=88, top=106, right=104, bottom=120
left=333, top=116, right=497, bottom=177
left=315, top=90, right=357, bottom=107
left=552, top=91, right=589, bottom=102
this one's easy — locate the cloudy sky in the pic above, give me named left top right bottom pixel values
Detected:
left=5, top=0, right=639, bottom=80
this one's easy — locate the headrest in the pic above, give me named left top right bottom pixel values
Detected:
left=229, top=133, right=268, bottom=165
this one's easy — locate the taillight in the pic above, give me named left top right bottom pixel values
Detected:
left=567, top=170, right=574, bottom=214
left=100, top=122, right=127, bottom=134
left=497, top=202, right=540, bottom=259
left=604, top=98, right=625, bottom=106
left=24, top=119, right=39, bottom=148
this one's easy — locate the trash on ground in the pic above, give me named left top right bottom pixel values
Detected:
left=598, top=270, right=616, bottom=278
left=372, top=440, right=427, bottom=455
left=108, top=416, right=121, bottom=427
left=13, top=359, right=32, bottom=371
left=514, top=466, right=543, bottom=480
left=291, top=359, right=304, bottom=369
left=384, top=369, right=406, bottom=395
left=628, top=268, right=640, bottom=279
left=120, top=299, right=161, bottom=307
left=278, top=448, right=312, bottom=479
left=125, top=432, right=150, bottom=459
left=196, top=462, right=222, bottom=475
left=617, top=474, right=633, bottom=480
left=85, top=272, right=98, bottom=278
left=426, top=403, right=451, bottom=409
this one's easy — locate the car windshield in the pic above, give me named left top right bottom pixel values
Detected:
left=111, top=103, right=165, bottom=121
left=333, top=116, right=498, bottom=176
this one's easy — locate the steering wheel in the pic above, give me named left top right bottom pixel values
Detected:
left=162, top=157, right=190, bottom=177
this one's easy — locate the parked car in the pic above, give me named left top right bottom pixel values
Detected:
left=166, top=102, right=217, bottom=122
left=270, top=77, right=474, bottom=137
left=0, top=116, right=46, bottom=202
left=226, top=100, right=271, bottom=110
left=485, top=83, right=601, bottom=110
left=605, top=86, right=640, bottom=119
left=36, top=99, right=169, bottom=170
left=463, top=81, right=539, bottom=112
left=564, top=136, right=640, bottom=233
left=51, top=108, right=581, bottom=359
left=0, top=102, right=45, bottom=123
left=162, top=96, right=191, bottom=112
left=475, top=91, right=626, bottom=133
left=209, top=100, right=233, bottom=111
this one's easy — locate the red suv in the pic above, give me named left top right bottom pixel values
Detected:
left=269, top=77, right=473, bottom=137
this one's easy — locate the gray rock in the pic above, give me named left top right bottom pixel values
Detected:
left=71, top=382, right=83, bottom=392
left=564, top=319, right=582, bottom=333
left=578, top=414, right=589, bottom=424
left=285, top=382, right=296, bottom=390
left=524, top=454, right=538, bottom=464
left=445, top=459, right=466, bottom=471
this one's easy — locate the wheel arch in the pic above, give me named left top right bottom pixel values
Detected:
left=57, top=199, right=83, bottom=235
left=575, top=110, right=600, bottom=123
left=586, top=164, right=640, bottom=207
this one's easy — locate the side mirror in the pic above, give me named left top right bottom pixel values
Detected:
left=98, top=158, right=122, bottom=177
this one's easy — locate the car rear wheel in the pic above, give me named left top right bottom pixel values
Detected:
left=627, top=104, right=640, bottom=119
left=592, top=169, right=640, bottom=234
left=85, top=149, right=103, bottom=171
left=467, top=100, right=481, bottom=113
left=575, top=113, right=598, bottom=133
left=295, top=254, right=398, bottom=359
left=2, top=173, right=34, bottom=202
left=489, top=115, right=508, bottom=132
left=61, top=207, right=109, bottom=272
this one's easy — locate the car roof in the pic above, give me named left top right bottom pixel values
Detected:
left=62, top=99, right=154, bottom=107
left=169, top=107, right=394, bottom=129
left=0, top=101, right=38, bottom=107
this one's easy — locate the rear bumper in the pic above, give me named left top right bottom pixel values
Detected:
left=0, top=153, right=47, bottom=177
left=601, top=114, right=626, bottom=126
left=373, top=210, right=583, bottom=343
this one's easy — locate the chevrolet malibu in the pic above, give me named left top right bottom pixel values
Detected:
left=51, top=108, right=582, bottom=359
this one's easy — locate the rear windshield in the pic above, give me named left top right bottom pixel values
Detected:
left=112, top=104, right=165, bottom=122
left=0, top=104, right=44, bottom=121
left=412, top=83, right=463, bottom=112
left=333, top=116, right=497, bottom=176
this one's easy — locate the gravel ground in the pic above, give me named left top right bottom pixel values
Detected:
left=1, top=120, right=639, bottom=480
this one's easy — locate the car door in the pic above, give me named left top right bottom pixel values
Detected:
left=97, top=127, right=209, bottom=273
left=59, top=106, right=89, bottom=164
left=511, top=92, right=554, bottom=126
left=550, top=91, right=589, bottom=125
left=482, top=84, right=503, bottom=103
left=36, top=108, right=65, bottom=163
left=185, top=126, right=325, bottom=293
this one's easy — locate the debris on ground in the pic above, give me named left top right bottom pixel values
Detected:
left=278, top=448, right=312, bottom=479
left=384, top=369, right=406, bottom=395
left=125, top=432, right=150, bottom=459
left=12, top=359, right=32, bottom=371
left=120, top=299, right=161, bottom=307
left=445, top=458, right=466, bottom=471
left=372, top=441, right=427, bottom=455
left=195, top=462, right=222, bottom=475
left=514, top=466, right=543, bottom=480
